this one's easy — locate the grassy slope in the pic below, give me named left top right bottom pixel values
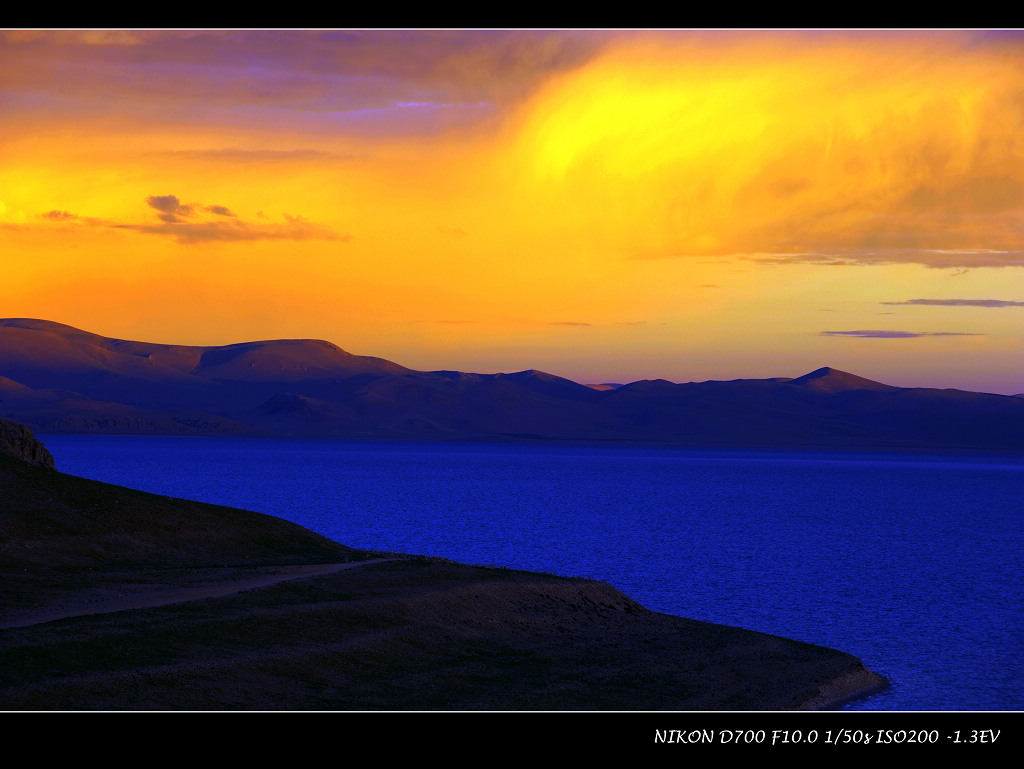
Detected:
left=0, top=453, right=355, bottom=570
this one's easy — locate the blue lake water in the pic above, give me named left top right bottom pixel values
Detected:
left=39, top=434, right=1024, bottom=711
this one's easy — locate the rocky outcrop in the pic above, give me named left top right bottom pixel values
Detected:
left=0, top=418, right=54, bottom=468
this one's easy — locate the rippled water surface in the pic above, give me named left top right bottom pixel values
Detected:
left=42, top=435, right=1024, bottom=711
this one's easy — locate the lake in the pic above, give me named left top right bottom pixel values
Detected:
left=40, top=434, right=1024, bottom=711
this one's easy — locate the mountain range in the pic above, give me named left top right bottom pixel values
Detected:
left=2, top=317, right=1023, bottom=450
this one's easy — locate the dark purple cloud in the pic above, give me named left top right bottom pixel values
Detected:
left=145, top=194, right=183, bottom=212
left=0, top=30, right=616, bottom=136
left=147, top=196, right=236, bottom=222
left=203, top=205, right=235, bottom=217
left=146, top=194, right=194, bottom=223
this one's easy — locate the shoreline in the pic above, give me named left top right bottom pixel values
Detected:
left=1, top=556, right=890, bottom=711
left=38, top=430, right=1024, bottom=462
left=794, top=669, right=891, bottom=711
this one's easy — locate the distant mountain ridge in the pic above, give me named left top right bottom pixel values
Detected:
left=2, top=318, right=1023, bottom=450
left=787, top=366, right=900, bottom=393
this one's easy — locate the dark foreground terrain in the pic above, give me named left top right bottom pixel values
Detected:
left=0, top=420, right=885, bottom=710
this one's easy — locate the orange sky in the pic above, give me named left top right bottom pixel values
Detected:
left=2, top=30, right=1023, bottom=393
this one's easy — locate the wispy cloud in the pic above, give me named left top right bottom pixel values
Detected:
left=820, top=330, right=983, bottom=338
left=115, top=218, right=342, bottom=244
left=156, top=148, right=348, bottom=164
left=882, top=299, right=1024, bottom=308
left=639, top=249, right=1024, bottom=269
left=34, top=195, right=341, bottom=244
left=745, top=250, right=1024, bottom=270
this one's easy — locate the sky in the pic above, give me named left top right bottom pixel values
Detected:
left=2, top=29, right=1023, bottom=394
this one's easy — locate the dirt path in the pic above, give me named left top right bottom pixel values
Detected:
left=0, top=559, right=396, bottom=630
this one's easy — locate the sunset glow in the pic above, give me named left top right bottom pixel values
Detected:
left=2, top=30, right=1022, bottom=393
